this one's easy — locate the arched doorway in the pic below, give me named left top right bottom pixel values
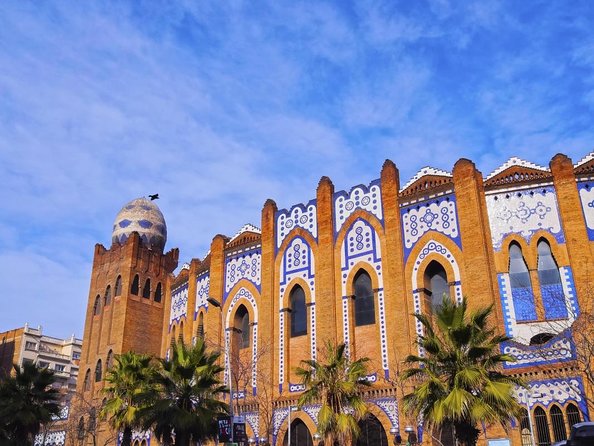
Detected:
left=282, top=419, right=313, bottom=446
left=356, top=413, right=388, bottom=446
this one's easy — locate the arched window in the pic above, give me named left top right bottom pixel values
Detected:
left=93, top=295, right=101, bottom=316
left=95, top=359, right=102, bottom=382
left=131, top=275, right=139, bottom=295
left=290, top=286, right=307, bottom=337
left=77, top=416, right=85, bottom=439
left=171, top=325, right=176, bottom=344
left=88, top=407, right=96, bottom=431
left=106, top=350, right=113, bottom=371
left=519, top=408, right=532, bottom=446
left=566, top=403, right=581, bottom=427
left=197, top=313, right=205, bottom=339
left=354, top=270, right=375, bottom=326
left=104, top=285, right=112, bottom=307
left=534, top=407, right=551, bottom=446
left=537, top=239, right=567, bottom=319
left=282, top=419, right=313, bottom=446
left=234, top=305, right=250, bottom=349
left=154, top=282, right=162, bottom=302
left=114, top=275, right=122, bottom=296
left=142, top=279, right=151, bottom=299
left=179, top=321, right=184, bottom=343
left=83, top=369, right=91, bottom=391
left=509, top=243, right=537, bottom=322
left=550, top=404, right=567, bottom=441
left=425, top=260, right=449, bottom=310
left=356, top=413, right=389, bottom=446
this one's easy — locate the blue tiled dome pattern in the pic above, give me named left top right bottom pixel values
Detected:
left=111, top=197, right=167, bottom=252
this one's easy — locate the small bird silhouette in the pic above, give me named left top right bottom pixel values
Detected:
left=148, top=194, right=159, bottom=201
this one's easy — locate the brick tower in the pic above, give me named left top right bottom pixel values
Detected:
left=75, top=197, right=178, bottom=444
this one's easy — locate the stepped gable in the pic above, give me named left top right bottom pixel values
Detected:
left=574, top=152, right=594, bottom=177
left=225, top=223, right=262, bottom=251
left=399, top=166, right=453, bottom=199
left=484, top=157, right=551, bottom=189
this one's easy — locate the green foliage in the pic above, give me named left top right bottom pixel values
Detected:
left=401, top=297, right=524, bottom=446
left=0, top=362, right=61, bottom=446
left=295, top=341, right=370, bottom=446
left=140, top=338, right=228, bottom=446
left=100, top=351, right=156, bottom=446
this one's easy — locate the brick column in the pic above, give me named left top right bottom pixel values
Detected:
left=206, top=234, right=227, bottom=347
left=550, top=154, right=594, bottom=313
left=452, top=159, right=501, bottom=322
left=316, top=176, right=337, bottom=345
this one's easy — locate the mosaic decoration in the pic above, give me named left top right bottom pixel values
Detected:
left=224, top=287, right=259, bottom=393
left=112, top=197, right=167, bottom=252
left=373, top=398, right=399, bottom=430
left=339, top=218, right=389, bottom=377
left=401, top=195, right=461, bottom=259
left=577, top=182, right=594, bottom=240
left=410, top=239, right=462, bottom=357
left=502, top=335, right=574, bottom=369
left=169, top=283, right=188, bottom=326
left=272, top=407, right=290, bottom=440
left=516, top=377, right=587, bottom=415
left=194, top=273, right=210, bottom=318
left=486, top=186, right=564, bottom=250
left=244, top=411, right=260, bottom=438
left=334, top=180, right=383, bottom=234
left=117, top=430, right=151, bottom=446
left=278, top=237, right=316, bottom=390
left=288, top=383, right=306, bottom=393
left=498, top=268, right=577, bottom=344
left=34, top=431, right=66, bottom=446
left=302, top=404, right=321, bottom=424
left=276, top=200, right=317, bottom=249
left=51, top=405, right=69, bottom=421
left=224, top=248, right=261, bottom=300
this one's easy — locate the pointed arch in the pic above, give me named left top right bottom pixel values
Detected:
left=356, top=413, right=389, bottom=446
left=142, top=278, right=151, bottom=299
left=353, top=269, right=375, bottom=326
left=154, top=282, right=162, bottom=302
left=290, top=285, right=307, bottom=337
left=534, top=406, right=551, bottom=446
left=95, top=359, right=102, bottom=382
left=93, top=295, right=101, bottom=316
left=537, top=238, right=568, bottom=319
left=197, top=311, right=205, bottom=339
left=104, top=285, right=112, bottom=307
left=131, top=274, right=139, bottom=295
left=281, top=418, right=313, bottom=446
left=106, top=350, right=113, bottom=371
left=550, top=404, right=567, bottom=441
left=508, top=241, right=537, bottom=322
left=566, top=402, right=581, bottom=427
left=114, top=275, right=122, bottom=296
left=83, top=369, right=91, bottom=391
left=424, top=259, right=450, bottom=310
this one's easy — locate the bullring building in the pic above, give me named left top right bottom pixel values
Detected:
left=73, top=152, right=594, bottom=446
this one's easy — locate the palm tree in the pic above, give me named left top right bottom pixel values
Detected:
left=100, top=352, right=155, bottom=446
left=141, top=338, right=228, bottom=446
left=0, top=362, right=61, bottom=445
left=401, top=297, right=524, bottom=446
left=295, top=341, right=370, bottom=446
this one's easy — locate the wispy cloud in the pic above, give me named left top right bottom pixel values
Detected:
left=1, top=0, right=593, bottom=336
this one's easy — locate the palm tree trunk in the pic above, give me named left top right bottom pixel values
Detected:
left=121, top=426, right=133, bottom=446
left=453, top=421, right=480, bottom=446
left=174, top=431, right=190, bottom=446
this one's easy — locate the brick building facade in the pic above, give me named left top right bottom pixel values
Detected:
left=74, top=152, right=594, bottom=446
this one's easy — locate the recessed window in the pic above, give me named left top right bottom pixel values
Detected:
left=38, top=361, right=49, bottom=368
left=131, top=275, right=139, bottom=295
left=290, top=286, right=307, bottom=337
left=55, top=364, right=65, bottom=372
left=142, top=279, right=151, bottom=299
left=104, top=285, right=112, bottom=307
left=425, top=260, right=449, bottom=310
left=154, top=282, right=162, bottom=302
left=95, top=359, right=102, bottom=382
left=25, top=341, right=37, bottom=351
left=509, top=243, right=537, bottom=321
left=114, top=275, right=122, bottom=296
left=354, top=270, right=375, bottom=326
left=537, top=239, right=567, bottom=319
left=234, top=305, right=250, bottom=349
left=93, top=295, right=101, bottom=316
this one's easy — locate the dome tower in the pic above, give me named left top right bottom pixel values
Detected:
left=111, top=197, right=167, bottom=252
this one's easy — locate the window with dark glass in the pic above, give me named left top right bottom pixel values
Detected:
left=354, top=270, right=375, bottom=326
left=131, top=275, right=139, bottom=295
left=95, top=359, right=102, bottom=382
left=537, top=239, right=567, bottom=319
left=234, top=305, right=250, bottom=349
left=106, top=350, right=113, bottom=370
left=88, top=408, right=96, bottom=431
left=566, top=403, right=581, bottom=427
left=77, top=417, right=85, bottom=439
left=179, top=321, right=184, bottom=343
left=142, top=279, right=151, bottom=299
left=509, top=243, right=537, bottom=321
left=425, top=261, right=449, bottom=310
left=550, top=404, right=567, bottom=441
left=290, top=286, right=307, bottom=337
left=93, top=295, right=101, bottom=316
left=519, top=408, right=532, bottom=446
left=530, top=333, right=554, bottom=346
left=197, top=312, right=205, bottom=339
left=114, top=275, right=122, bottom=296
left=83, top=369, right=91, bottom=391
left=534, top=407, right=551, bottom=446
left=104, top=285, right=112, bottom=307
left=154, top=282, right=162, bottom=302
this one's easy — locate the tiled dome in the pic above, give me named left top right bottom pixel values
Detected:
left=111, top=197, right=167, bottom=252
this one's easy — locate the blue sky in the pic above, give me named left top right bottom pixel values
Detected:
left=1, top=1, right=594, bottom=338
